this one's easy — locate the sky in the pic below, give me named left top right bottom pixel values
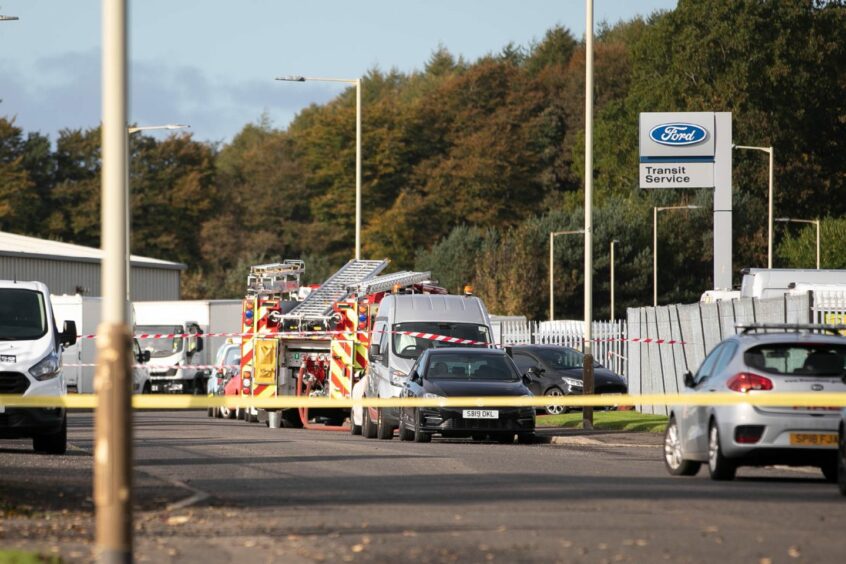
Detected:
left=0, top=1, right=677, bottom=145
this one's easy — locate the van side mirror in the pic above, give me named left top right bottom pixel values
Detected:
left=143, top=350, right=151, bottom=363
left=195, top=336, right=204, bottom=353
left=683, top=371, right=695, bottom=388
left=369, top=343, right=382, bottom=360
left=61, top=320, right=77, bottom=347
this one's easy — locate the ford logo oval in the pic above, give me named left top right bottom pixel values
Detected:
left=811, top=384, right=824, bottom=391
left=649, top=123, right=708, bottom=146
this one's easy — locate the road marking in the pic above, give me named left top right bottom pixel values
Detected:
left=550, top=436, right=660, bottom=448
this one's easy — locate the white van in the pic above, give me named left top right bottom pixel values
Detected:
left=357, top=293, right=493, bottom=440
left=740, top=268, right=846, bottom=299
left=0, top=280, right=77, bottom=454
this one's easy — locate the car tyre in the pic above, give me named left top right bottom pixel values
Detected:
left=821, top=460, right=838, bottom=483
left=708, top=420, right=736, bottom=481
left=350, top=411, right=362, bottom=435
left=517, top=433, right=535, bottom=445
left=398, top=412, right=414, bottom=441
left=544, top=387, right=567, bottom=416
left=142, top=382, right=152, bottom=394
left=664, top=416, right=701, bottom=476
left=376, top=408, right=394, bottom=440
left=33, top=415, right=67, bottom=455
left=246, top=408, right=259, bottom=423
left=838, top=423, right=846, bottom=496
left=413, top=409, right=431, bottom=443
left=362, top=404, right=377, bottom=439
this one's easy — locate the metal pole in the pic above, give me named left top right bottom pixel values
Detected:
left=768, top=147, right=774, bottom=269
left=355, top=78, right=362, bottom=260
left=549, top=232, right=554, bottom=321
left=653, top=207, right=658, bottom=308
left=815, top=220, right=820, bottom=270
left=582, top=0, right=595, bottom=430
left=96, top=0, right=133, bottom=561
left=610, top=240, right=616, bottom=320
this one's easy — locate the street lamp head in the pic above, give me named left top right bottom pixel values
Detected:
left=275, top=75, right=306, bottom=82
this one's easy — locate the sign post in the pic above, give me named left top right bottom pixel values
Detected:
left=639, top=112, right=733, bottom=290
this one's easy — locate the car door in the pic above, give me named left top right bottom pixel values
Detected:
left=367, top=317, right=389, bottom=399
left=680, top=343, right=726, bottom=458
left=512, top=352, right=542, bottom=395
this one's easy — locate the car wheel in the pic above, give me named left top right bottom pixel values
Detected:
left=220, top=405, right=232, bottom=419
left=663, top=416, right=701, bottom=476
left=362, top=404, right=377, bottom=439
left=398, top=412, right=414, bottom=441
left=517, top=433, right=535, bottom=445
left=838, top=423, right=846, bottom=496
left=376, top=408, right=394, bottom=440
left=214, top=405, right=222, bottom=418
left=821, top=460, right=838, bottom=483
left=350, top=412, right=362, bottom=435
left=207, top=407, right=214, bottom=417
left=142, top=382, right=152, bottom=394
left=708, top=420, right=736, bottom=481
left=544, top=387, right=567, bottom=416
left=33, top=415, right=67, bottom=455
left=246, top=408, right=259, bottom=423
left=413, top=409, right=431, bottom=443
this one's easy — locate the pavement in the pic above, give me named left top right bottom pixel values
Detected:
left=1, top=410, right=845, bottom=563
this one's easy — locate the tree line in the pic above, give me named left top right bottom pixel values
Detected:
left=1, top=0, right=843, bottom=320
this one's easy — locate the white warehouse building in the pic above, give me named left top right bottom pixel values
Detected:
left=0, top=231, right=186, bottom=300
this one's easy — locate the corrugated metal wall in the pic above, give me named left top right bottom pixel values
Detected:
left=0, top=256, right=180, bottom=300
left=626, top=294, right=811, bottom=415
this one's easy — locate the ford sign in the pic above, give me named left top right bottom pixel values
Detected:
left=649, top=123, right=708, bottom=146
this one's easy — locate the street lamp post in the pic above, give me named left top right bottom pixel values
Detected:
left=610, top=239, right=619, bottom=320
left=276, top=75, right=362, bottom=260
left=549, top=229, right=585, bottom=321
left=775, top=217, right=821, bottom=269
left=734, top=145, right=774, bottom=269
left=654, top=205, right=701, bottom=307
left=125, top=124, right=189, bottom=302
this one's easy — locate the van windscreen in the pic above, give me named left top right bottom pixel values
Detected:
left=0, top=289, right=47, bottom=340
left=392, top=322, right=490, bottom=360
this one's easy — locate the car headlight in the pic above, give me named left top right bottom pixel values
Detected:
left=30, top=351, right=61, bottom=381
left=561, top=377, right=582, bottom=388
left=389, top=369, right=407, bottom=386
left=423, top=393, right=443, bottom=399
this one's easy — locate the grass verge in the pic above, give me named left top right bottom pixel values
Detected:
left=0, top=551, right=61, bottom=564
left=537, top=410, right=668, bottom=433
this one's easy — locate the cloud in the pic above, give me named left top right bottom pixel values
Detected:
left=0, top=50, right=340, bottom=144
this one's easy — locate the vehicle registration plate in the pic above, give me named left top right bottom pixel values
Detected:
left=462, top=409, right=498, bottom=419
left=789, top=433, right=837, bottom=447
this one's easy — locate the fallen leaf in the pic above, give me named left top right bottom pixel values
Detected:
left=788, top=546, right=801, bottom=558
left=351, top=544, right=364, bottom=553
left=166, top=515, right=190, bottom=526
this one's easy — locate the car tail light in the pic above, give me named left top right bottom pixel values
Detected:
left=727, top=372, right=773, bottom=393
left=734, top=425, right=765, bottom=444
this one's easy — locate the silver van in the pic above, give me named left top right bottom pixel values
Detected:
left=359, top=293, right=493, bottom=440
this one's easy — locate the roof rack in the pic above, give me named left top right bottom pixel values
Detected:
left=736, top=323, right=846, bottom=336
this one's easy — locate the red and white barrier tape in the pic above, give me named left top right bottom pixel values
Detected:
left=78, top=329, right=490, bottom=346
left=64, top=364, right=241, bottom=370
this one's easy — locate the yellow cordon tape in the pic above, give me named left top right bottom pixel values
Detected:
left=1, top=393, right=845, bottom=410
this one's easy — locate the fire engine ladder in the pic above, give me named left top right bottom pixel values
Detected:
left=285, top=259, right=389, bottom=321
left=348, top=271, right=433, bottom=295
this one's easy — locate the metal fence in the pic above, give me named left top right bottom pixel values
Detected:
left=497, top=319, right=627, bottom=377
left=626, top=293, right=812, bottom=415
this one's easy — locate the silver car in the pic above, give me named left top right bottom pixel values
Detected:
left=664, top=324, right=846, bottom=481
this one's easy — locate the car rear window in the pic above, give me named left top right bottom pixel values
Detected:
left=744, top=344, right=846, bottom=376
left=425, top=353, right=518, bottom=381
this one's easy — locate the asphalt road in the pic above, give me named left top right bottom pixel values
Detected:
left=2, top=410, right=845, bottom=563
